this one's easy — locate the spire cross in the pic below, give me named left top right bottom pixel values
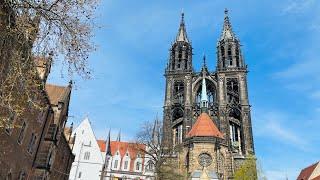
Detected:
left=181, top=9, right=185, bottom=23
left=203, top=54, right=207, bottom=67
left=224, top=8, right=229, bottom=16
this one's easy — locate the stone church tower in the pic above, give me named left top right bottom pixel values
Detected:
left=162, top=10, right=255, bottom=179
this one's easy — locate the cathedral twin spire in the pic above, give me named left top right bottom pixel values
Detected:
left=220, top=9, right=237, bottom=41
left=176, top=12, right=189, bottom=43
left=168, top=9, right=244, bottom=73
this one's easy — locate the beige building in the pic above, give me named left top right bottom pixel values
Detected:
left=297, top=161, right=320, bottom=180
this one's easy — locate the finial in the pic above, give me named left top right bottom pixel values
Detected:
left=203, top=54, right=207, bottom=67
left=224, top=8, right=229, bottom=16
left=181, top=10, right=185, bottom=24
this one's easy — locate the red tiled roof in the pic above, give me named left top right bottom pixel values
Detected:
left=297, top=162, right=319, bottom=180
left=187, top=112, right=224, bottom=138
left=97, top=140, right=146, bottom=172
left=97, top=140, right=106, bottom=152
left=45, top=84, right=70, bottom=105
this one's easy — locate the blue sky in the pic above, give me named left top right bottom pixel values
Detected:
left=48, top=0, right=320, bottom=179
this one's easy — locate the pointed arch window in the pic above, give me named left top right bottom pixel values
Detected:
left=196, top=82, right=216, bottom=106
left=172, top=108, right=183, bottom=121
left=228, top=45, right=233, bottom=66
left=228, top=108, right=242, bottom=154
left=221, top=46, right=225, bottom=58
left=172, top=121, right=183, bottom=146
left=235, top=46, right=240, bottom=67
left=173, top=82, right=184, bottom=104
left=226, top=78, right=239, bottom=103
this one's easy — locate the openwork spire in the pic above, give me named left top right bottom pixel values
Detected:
left=201, top=54, right=208, bottom=72
left=201, top=73, right=208, bottom=112
left=220, top=8, right=237, bottom=41
left=176, top=12, right=189, bottom=42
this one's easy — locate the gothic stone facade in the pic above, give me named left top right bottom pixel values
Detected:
left=162, top=11, right=255, bottom=179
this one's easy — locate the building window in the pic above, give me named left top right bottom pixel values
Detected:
left=18, top=171, right=26, bottom=180
left=114, top=160, right=118, bottom=169
left=173, top=124, right=183, bottom=145
left=124, top=160, right=128, bottom=170
left=78, top=172, right=82, bottom=178
left=136, top=162, right=140, bottom=171
left=6, top=171, right=12, bottom=180
left=27, top=133, right=37, bottom=154
left=228, top=46, right=232, bottom=66
left=17, top=121, right=27, bottom=144
left=84, top=152, right=90, bottom=160
left=146, top=161, right=154, bottom=171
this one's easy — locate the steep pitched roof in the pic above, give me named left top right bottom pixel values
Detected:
left=297, top=162, right=319, bottom=180
left=187, top=113, right=224, bottom=139
left=97, top=140, right=106, bottom=152
left=45, top=84, right=70, bottom=105
left=97, top=140, right=146, bottom=172
left=97, top=140, right=145, bottom=159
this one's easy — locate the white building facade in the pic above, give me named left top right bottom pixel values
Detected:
left=69, top=118, right=104, bottom=180
left=69, top=117, right=155, bottom=180
left=98, top=140, right=155, bottom=180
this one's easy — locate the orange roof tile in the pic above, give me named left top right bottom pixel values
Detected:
left=297, top=162, right=319, bottom=180
left=187, top=112, right=224, bottom=139
left=97, top=140, right=146, bottom=172
left=97, top=140, right=106, bottom=152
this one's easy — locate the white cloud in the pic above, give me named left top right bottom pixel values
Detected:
left=254, top=111, right=309, bottom=150
left=274, top=59, right=320, bottom=80
left=282, top=0, right=315, bottom=14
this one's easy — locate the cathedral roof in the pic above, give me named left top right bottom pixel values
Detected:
left=187, top=113, right=224, bottom=139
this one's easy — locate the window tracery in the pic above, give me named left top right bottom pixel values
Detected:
left=173, top=82, right=184, bottom=104
left=226, top=78, right=239, bottom=103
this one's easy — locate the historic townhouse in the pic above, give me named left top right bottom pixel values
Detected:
left=69, top=117, right=155, bottom=180
left=162, top=10, right=255, bottom=179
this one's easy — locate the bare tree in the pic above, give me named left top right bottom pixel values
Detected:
left=0, top=0, right=98, bottom=127
left=134, top=119, right=185, bottom=180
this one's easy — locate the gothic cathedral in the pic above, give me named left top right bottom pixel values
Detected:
left=162, top=10, right=255, bottom=179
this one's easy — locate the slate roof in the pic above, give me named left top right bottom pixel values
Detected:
left=45, top=84, right=70, bottom=105
left=187, top=112, right=224, bottom=139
